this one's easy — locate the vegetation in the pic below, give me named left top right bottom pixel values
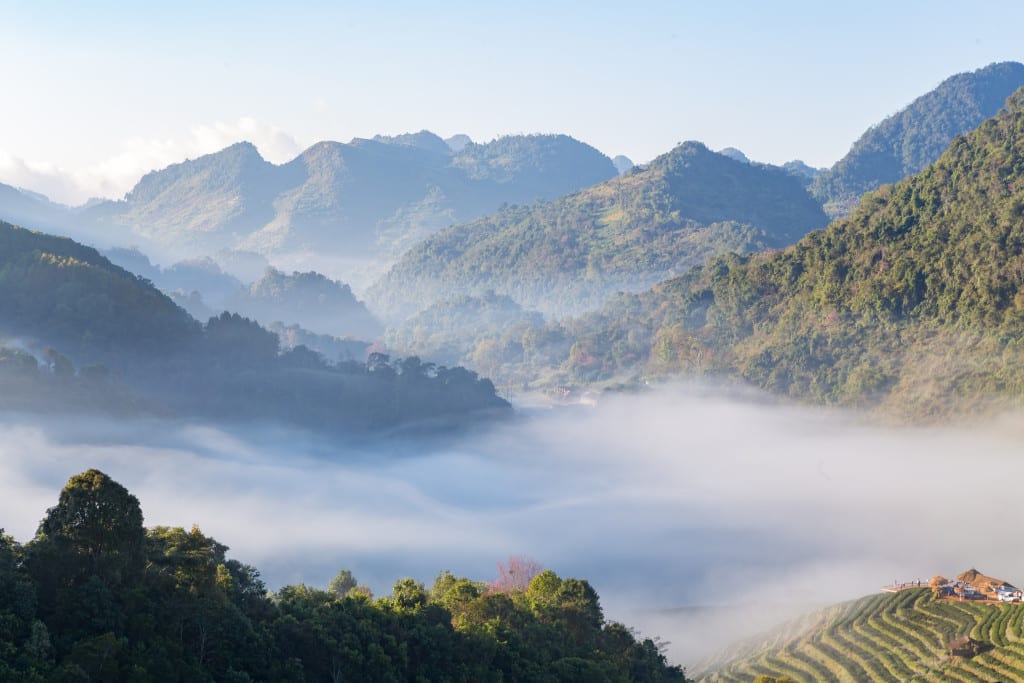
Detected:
left=76, top=133, right=617, bottom=262
left=384, top=292, right=545, bottom=370
left=224, top=268, right=382, bottom=339
left=0, top=221, right=509, bottom=432
left=697, top=588, right=1024, bottom=682
left=369, top=141, right=828, bottom=318
left=550, top=87, right=1024, bottom=419
left=0, top=470, right=687, bottom=681
left=811, top=61, right=1024, bottom=217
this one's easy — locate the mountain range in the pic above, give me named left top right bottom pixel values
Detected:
left=66, top=132, right=617, bottom=275
left=557, top=86, right=1024, bottom=419
left=811, top=61, right=1024, bottom=217
left=0, top=221, right=507, bottom=431
left=368, top=141, right=829, bottom=319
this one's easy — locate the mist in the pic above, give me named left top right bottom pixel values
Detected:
left=2, top=386, right=1023, bottom=669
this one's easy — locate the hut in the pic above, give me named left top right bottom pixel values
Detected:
left=949, top=636, right=981, bottom=658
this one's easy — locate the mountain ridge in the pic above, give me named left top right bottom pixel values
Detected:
left=811, top=61, right=1024, bottom=217
left=368, top=140, right=829, bottom=319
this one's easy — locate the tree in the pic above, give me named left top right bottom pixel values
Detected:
left=326, top=568, right=357, bottom=598
left=35, top=469, right=145, bottom=584
left=390, top=578, right=427, bottom=610
left=490, top=555, right=543, bottom=593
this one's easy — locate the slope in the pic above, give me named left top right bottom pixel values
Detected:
left=697, top=588, right=1024, bottom=683
left=368, top=141, right=829, bottom=318
left=811, top=61, right=1024, bottom=217
left=0, top=221, right=508, bottom=431
left=565, top=87, right=1024, bottom=419
left=78, top=132, right=617, bottom=265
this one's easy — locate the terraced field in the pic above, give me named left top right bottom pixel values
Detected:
left=696, top=589, right=1024, bottom=682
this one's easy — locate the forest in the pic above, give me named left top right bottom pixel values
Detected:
left=0, top=470, right=686, bottom=682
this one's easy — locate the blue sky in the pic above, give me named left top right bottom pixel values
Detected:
left=1, top=0, right=1022, bottom=203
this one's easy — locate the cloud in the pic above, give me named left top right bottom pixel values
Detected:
left=2, top=386, right=1024, bottom=669
left=0, top=117, right=303, bottom=206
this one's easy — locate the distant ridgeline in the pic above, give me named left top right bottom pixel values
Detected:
left=368, top=141, right=829, bottom=319
left=553, top=87, right=1024, bottom=419
left=811, top=61, right=1024, bottom=218
left=696, top=586, right=1024, bottom=682
left=0, top=221, right=508, bottom=432
left=0, top=132, right=619, bottom=266
left=0, top=469, right=687, bottom=681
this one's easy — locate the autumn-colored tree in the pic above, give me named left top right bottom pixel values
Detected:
left=490, top=555, right=543, bottom=593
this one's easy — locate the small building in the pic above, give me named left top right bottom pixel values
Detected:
left=957, top=587, right=984, bottom=600
left=949, top=636, right=981, bottom=658
left=995, top=586, right=1023, bottom=603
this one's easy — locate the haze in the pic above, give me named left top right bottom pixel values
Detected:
left=3, top=386, right=1022, bottom=667
left=3, top=1, right=1024, bottom=203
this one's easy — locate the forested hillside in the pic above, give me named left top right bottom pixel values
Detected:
left=0, top=221, right=507, bottom=432
left=369, top=141, right=828, bottom=318
left=0, top=470, right=687, bottom=681
left=559, top=87, right=1024, bottom=419
left=811, top=61, right=1024, bottom=217
left=224, top=268, right=382, bottom=339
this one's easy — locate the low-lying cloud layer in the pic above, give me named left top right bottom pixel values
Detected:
left=2, top=386, right=1023, bottom=668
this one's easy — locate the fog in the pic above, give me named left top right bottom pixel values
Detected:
left=2, top=386, right=1024, bottom=669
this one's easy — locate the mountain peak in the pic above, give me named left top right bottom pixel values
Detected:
left=373, top=130, right=451, bottom=155
left=812, top=60, right=1024, bottom=217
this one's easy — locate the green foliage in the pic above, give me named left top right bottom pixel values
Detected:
left=0, top=221, right=511, bottom=431
left=225, top=267, right=383, bottom=340
left=0, top=471, right=688, bottom=681
left=697, top=589, right=1024, bottom=683
left=369, top=141, right=829, bottom=318
left=558, top=86, right=1024, bottom=420
left=812, top=61, right=1024, bottom=217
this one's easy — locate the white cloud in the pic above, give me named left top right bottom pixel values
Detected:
left=3, top=386, right=1024, bottom=668
left=0, top=118, right=303, bottom=206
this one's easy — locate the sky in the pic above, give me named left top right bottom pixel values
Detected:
left=1, top=0, right=1023, bottom=204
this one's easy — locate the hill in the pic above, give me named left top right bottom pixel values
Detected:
left=697, top=588, right=1024, bottom=682
left=225, top=267, right=383, bottom=339
left=0, top=221, right=508, bottom=432
left=368, top=141, right=829, bottom=319
left=0, top=221, right=199, bottom=359
left=74, top=132, right=617, bottom=270
left=811, top=61, right=1024, bottom=217
left=384, top=292, right=545, bottom=370
left=555, top=87, right=1024, bottom=419
left=0, top=469, right=687, bottom=681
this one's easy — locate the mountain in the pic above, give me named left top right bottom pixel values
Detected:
left=444, top=133, right=473, bottom=152
left=779, top=160, right=823, bottom=187
left=0, top=221, right=199, bottom=360
left=225, top=267, right=383, bottom=339
left=102, top=247, right=380, bottom=340
left=368, top=141, right=829, bottom=319
left=560, top=87, right=1024, bottom=419
left=75, top=133, right=618, bottom=274
left=0, top=221, right=508, bottom=431
left=717, top=147, right=750, bottom=164
left=0, top=181, right=81, bottom=236
left=384, top=292, right=545, bottom=370
left=696, top=587, right=1021, bottom=682
left=612, top=154, right=635, bottom=174
left=811, top=61, right=1024, bottom=217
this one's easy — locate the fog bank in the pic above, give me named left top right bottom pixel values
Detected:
left=2, top=387, right=1023, bottom=667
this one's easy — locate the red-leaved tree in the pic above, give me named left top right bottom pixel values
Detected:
left=490, top=555, right=543, bottom=593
